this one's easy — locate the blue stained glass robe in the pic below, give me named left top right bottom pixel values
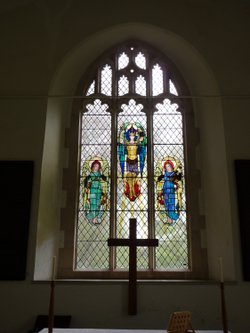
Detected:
left=163, top=171, right=180, bottom=220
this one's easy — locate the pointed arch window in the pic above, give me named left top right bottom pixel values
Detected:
left=59, top=43, right=207, bottom=279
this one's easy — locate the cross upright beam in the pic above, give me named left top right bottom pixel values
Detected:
left=108, top=218, right=158, bottom=315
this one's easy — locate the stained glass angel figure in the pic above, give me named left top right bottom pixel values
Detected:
left=82, top=158, right=108, bottom=225
left=156, top=157, right=183, bottom=225
left=118, top=122, right=147, bottom=201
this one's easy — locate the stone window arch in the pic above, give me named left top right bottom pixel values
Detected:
left=57, top=41, right=208, bottom=280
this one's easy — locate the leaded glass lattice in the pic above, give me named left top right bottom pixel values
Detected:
left=76, top=100, right=111, bottom=269
left=152, top=64, right=164, bottom=96
left=117, top=99, right=148, bottom=269
left=118, top=52, right=129, bottom=70
left=135, top=75, right=146, bottom=96
left=154, top=99, right=188, bottom=269
left=135, top=52, right=146, bottom=69
left=101, top=65, right=112, bottom=96
left=75, top=43, right=190, bottom=276
left=118, top=75, right=129, bottom=96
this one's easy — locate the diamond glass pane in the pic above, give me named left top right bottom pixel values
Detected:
left=135, top=52, right=146, bottom=69
left=118, top=75, right=129, bottom=96
left=154, top=101, right=183, bottom=145
left=169, top=79, right=178, bottom=95
left=153, top=99, right=188, bottom=270
left=86, top=80, right=95, bottom=95
left=135, top=75, right=146, bottom=96
left=116, top=212, right=149, bottom=270
left=76, top=99, right=111, bottom=270
left=154, top=211, right=188, bottom=269
left=101, top=65, right=112, bottom=96
left=152, top=64, right=164, bottom=96
left=116, top=99, right=148, bottom=270
left=118, top=52, right=129, bottom=70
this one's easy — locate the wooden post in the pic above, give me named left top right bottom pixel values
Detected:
left=48, top=280, right=55, bottom=333
left=220, top=282, right=228, bottom=333
left=48, top=256, right=56, bottom=333
left=129, top=219, right=137, bottom=315
left=219, top=257, right=228, bottom=333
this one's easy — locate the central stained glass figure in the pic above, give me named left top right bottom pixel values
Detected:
left=118, top=122, right=147, bottom=201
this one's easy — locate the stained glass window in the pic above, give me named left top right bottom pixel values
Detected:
left=60, top=42, right=206, bottom=279
left=76, top=99, right=111, bottom=269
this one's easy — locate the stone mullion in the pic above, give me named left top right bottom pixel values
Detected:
left=109, top=100, right=118, bottom=270
left=145, top=100, right=156, bottom=271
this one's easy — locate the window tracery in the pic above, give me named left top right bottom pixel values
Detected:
left=58, top=42, right=207, bottom=280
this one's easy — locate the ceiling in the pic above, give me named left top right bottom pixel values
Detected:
left=0, top=0, right=248, bottom=15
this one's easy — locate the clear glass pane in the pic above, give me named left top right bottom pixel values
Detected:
left=152, top=64, right=164, bottom=96
left=101, top=64, right=112, bottom=96
left=76, top=99, right=111, bottom=270
left=116, top=213, right=149, bottom=270
left=118, top=52, right=129, bottom=70
left=118, top=75, right=129, bottom=96
left=135, top=52, right=146, bottom=69
left=86, top=80, right=95, bottom=96
left=135, top=75, right=146, bottom=96
left=154, top=100, right=182, bottom=144
left=169, top=79, right=178, bottom=96
left=154, top=211, right=188, bottom=269
left=153, top=99, right=188, bottom=270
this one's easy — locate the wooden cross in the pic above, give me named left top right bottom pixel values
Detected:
left=108, top=218, right=158, bottom=315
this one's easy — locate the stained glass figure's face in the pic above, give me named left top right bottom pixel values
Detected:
left=165, top=163, right=173, bottom=172
left=91, top=161, right=101, bottom=172
left=164, top=160, right=174, bottom=172
left=129, top=132, right=136, bottom=141
left=126, top=126, right=138, bottom=143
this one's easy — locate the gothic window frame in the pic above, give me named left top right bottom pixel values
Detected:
left=58, top=41, right=208, bottom=280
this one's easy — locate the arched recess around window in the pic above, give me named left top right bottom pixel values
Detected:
left=58, top=41, right=208, bottom=280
